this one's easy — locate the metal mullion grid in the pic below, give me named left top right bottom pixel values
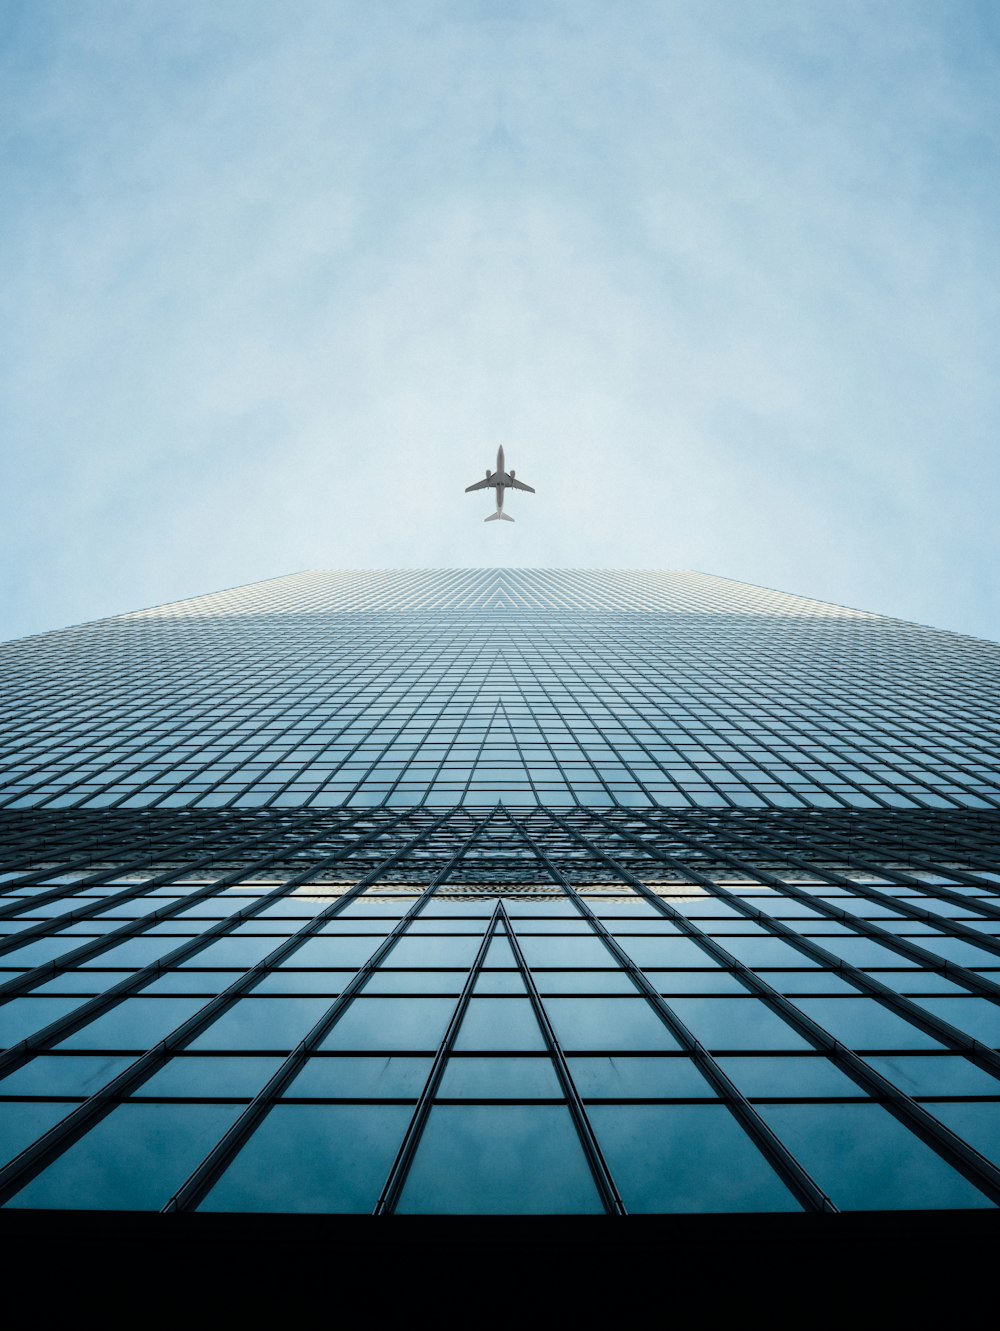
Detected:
left=0, top=807, right=458, bottom=1206
left=618, top=659, right=868, bottom=811
left=0, top=808, right=418, bottom=1020
left=757, top=819, right=1000, bottom=915
left=261, top=629, right=449, bottom=807
left=8, top=624, right=382, bottom=811
left=3, top=643, right=282, bottom=809
left=624, top=809, right=1000, bottom=1004
left=496, top=652, right=623, bottom=805
left=0, top=813, right=139, bottom=870
left=503, top=810, right=836, bottom=1214
left=159, top=804, right=501, bottom=1212
left=715, top=818, right=1000, bottom=942
left=378, top=636, right=502, bottom=807
left=330, top=630, right=488, bottom=808
left=507, top=652, right=659, bottom=805
left=622, top=639, right=980, bottom=812
left=542, top=639, right=746, bottom=808
left=0, top=811, right=350, bottom=929
left=835, top=813, right=1000, bottom=877
left=495, top=898, right=627, bottom=1215
left=372, top=903, right=506, bottom=1214
left=561, top=810, right=1000, bottom=1205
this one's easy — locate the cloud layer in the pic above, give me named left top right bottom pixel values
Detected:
left=2, top=1, right=999, bottom=640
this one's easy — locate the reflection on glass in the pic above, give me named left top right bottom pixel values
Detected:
left=287, top=1055, right=432, bottom=1099
left=438, top=1056, right=562, bottom=1099
left=588, top=1104, right=799, bottom=1212
left=397, top=1104, right=602, bottom=1214
left=758, top=1103, right=991, bottom=1209
left=201, top=1104, right=412, bottom=1212
left=319, top=998, right=456, bottom=1051
left=569, top=1055, right=715, bottom=1100
left=8, top=1103, right=240, bottom=1209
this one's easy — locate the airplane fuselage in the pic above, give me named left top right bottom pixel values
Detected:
left=493, top=446, right=506, bottom=515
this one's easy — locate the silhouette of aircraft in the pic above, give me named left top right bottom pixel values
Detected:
left=465, top=447, right=535, bottom=522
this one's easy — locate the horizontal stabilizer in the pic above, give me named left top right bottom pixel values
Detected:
left=485, top=511, right=514, bottom=523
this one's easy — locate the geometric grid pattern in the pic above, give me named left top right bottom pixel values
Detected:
left=1, top=804, right=999, bottom=1214
left=1, top=569, right=999, bottom=815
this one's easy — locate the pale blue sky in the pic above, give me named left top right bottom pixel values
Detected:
left=2, top=1, right=999, bottom=642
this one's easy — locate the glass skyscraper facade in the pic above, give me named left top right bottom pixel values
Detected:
left=0, top=569, right=999, bottom=1224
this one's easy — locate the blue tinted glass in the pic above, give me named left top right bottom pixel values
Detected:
left=387, top=936, right=482, bottom=968
left=764, top=972, right=860, bottom=995
left=136, top=1056, right=284, bottom=1098
left=140, top=972, right=239, bottom=995
left=616, top=937, right=718, bottom=968
left=287, top=1056, right=432, bottom=1098
left=864, top=1054, right=1000, bottom=1098
left=200, top=1104, right=411, bottom=1212
left=534, top=972, right=638, bottom=994
left=438, top=1057, right=562, bottom=1099
left=187, top=998, right=331, bottom=1051
left=252, top=971, right=352, bottom=994
left=721, top=938, right=820, bottom=968
left=0, top=1100, right=76, bottom=1167
left=56, top=998, right=206, bottom=1050
left=758, top=1103, right=992, bottom=1209
left=453, top=999, right=546, bottom=1052
left=588, top=1104, right=799, bottom=1213
left=472, top=971, right=528, bottom=995
left=544, top=998, right=679, bottom=1051
left=363, top=971, right=466, bottom=994
left=927, top=1102, right=1000, bottom=1166
left=0, top=1054, right=131, bottom=1097
left=8, top=1104, right=240, bottom=1209
left=910, top=998, right=1000, bottom=1046
left=319, top=998, right=456, bottom=1051
left=0, top=997, right=87, bottom=1048
left=515, top=937, right=611, bottom=968
left=668, top=998, right=811, bottom=1051
left=34, top=972, right=131, bottom=994
left=179, top=937, right=277, bottom=968
left=651, top=971, right=749, bottom=995
left=281, top=937, right=378, bottom=968
left=716, top=1056, right=866, bottom=1098
left=791, top=998, right=944, bottom=1050
left=569, top=1056, right=714, bottom=1099
left=396, top=1104, right=602, bottom=1214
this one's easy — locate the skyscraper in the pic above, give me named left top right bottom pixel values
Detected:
left=1, top=569, right=998, bottom=1249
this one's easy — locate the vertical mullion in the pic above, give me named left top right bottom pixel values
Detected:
left=504, top=811, right=836, bottom=1214
left=159, top=804, right=501, bottom=1212
left=499, top=900, right=626, bottom=1216
left=374, top=903, right=502, bottom=1214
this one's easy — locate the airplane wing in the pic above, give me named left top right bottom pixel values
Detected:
left=507, top=477, right=535, bottom=493
left=465, top=475, right=496, bottom=492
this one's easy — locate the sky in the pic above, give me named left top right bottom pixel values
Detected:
left=2, top=1, right=999, bottom=643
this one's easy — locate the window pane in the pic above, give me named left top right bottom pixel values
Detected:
left=544, top=998, right=679, bottom=1051
left=758, top=1103, right=992, bottom=1209
left=716, top=1056, right=866, bottom=1099
left=187, top=998, right=331, bottom=1051
left=453, top=999, right=546, bottom=1052
left=319, top=998, right=456, bottom=1051
left=396, top=1105, right=602, bottom=1214
left=200, top=1104, right=411, bottom=1212
left=287, top=1056, right=432, bottom=1099
left=667, top=998, right=811, bottom=1051
left=588, top=1104, right=799, bottom=1212
left=136, top=1056, right=284, bottom=1098
left=0, top=1054, right=131, bottom=1098
left=56, top=999, right=206, bottom=1051
left=438, top=1056, right=562, bottom=1099
left=864, top=1054, right=1000, bottom=1098
left=569, top=1056, right=715, bottom=1100
left=8, top=1104, right=240, bottom=1210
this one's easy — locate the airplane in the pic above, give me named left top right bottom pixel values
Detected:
left=464, top=446, right=535, bottom=522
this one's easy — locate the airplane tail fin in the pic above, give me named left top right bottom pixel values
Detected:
left=485, top=512, right=514, bottom=523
